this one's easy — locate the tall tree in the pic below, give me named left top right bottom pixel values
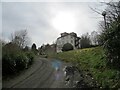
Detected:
left=31, top=43, right=37, bottom=51
left=80, top=33, right=91, bottom=48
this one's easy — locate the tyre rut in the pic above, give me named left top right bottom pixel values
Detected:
left=12, top=60, right=47, bottom=88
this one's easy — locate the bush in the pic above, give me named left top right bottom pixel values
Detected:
left=62, top=43, right=73, bottom=51
left=2, top=43, right=35, bottom=76
left=101, top=21, right=120, bottom=69
left=2, top=53, right=16, bottom=76
left=25, top=52, right=34, bottom=65
left=15, top=53, right=28, bottom=71
left=2, top=43, right=21, bottom=75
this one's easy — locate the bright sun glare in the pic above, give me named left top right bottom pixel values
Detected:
left=52, top=11, right=76, bottom=33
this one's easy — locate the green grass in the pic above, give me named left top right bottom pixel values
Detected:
left=49, top=47, right=120, bottom=88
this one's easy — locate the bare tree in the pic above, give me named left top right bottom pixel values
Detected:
left=90, top=31, right=99, bottom=45
left=90, top=1, right=120, bottom=30
left=11, top=30, right=30, bottom=48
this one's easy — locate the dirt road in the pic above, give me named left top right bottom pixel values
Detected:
left=3, top=57, right=76, bottom=88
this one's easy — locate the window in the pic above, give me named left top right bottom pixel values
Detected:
left=71, top=40, right=73, bottom=44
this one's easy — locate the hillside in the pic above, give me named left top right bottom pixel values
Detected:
left=50, top=47, right=120, bottom=88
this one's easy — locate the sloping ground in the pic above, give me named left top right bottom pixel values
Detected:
left=3, top=57, right=80, bottom=88
left=51, top=47, right=120, bottom=88
left=3, top=57, right=43, bottom=88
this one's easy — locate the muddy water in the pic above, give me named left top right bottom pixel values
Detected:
left=51, top=59, right=82, bottom=88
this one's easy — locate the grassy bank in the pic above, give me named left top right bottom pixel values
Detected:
left=49, top=47, right=120, bottom=88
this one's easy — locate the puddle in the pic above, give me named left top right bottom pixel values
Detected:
left=51, top=59, right=63, bottom=80
left=51, top=59, right=62, bottom=70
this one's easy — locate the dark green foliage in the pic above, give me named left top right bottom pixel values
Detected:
left=80, top=33, right=91, bottom=48
left=23, top=46, right=29, bottom=52
left=2, top=53, right=16, bottom=75
left=62, top=43, right=73, bottom=51
left=2, top=42, right=35, bottom=76
left=101, top=21, right=120, bottom=69
left=15, top=53, right=27, bottom=71
left=99, top=2, right=120, bottom=69
left=99, top=1, right=120, bottom=70
left=2, top=43, right=21, bottom=75
left=25, top=52, right=34, bottom=65
left=2, top=42, right=21, bottom=54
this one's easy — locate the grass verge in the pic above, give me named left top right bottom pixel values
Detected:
left=49, top=47, right=120, bottom=88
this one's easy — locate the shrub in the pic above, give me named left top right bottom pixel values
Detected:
left=15, top=53, right=27, bottom=71
left=99, top=1, right=120, bottom=70
left=2, top=43, right=35, bottom=76
left=2, top=53, right=16, bottom=76
left=62, top=43, right=73, bottom=51
left=101, top=21, right=120, bottom=69
left=2, top=43, right=21, bottom=75
left=25, top=52, right=34, bottom=65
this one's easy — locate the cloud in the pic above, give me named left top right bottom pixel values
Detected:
left=2, top=2, right=105, bottom=47
left=1, top=0, right=119, bottom=2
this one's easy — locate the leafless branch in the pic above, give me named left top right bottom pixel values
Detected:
left=89, top=6, right=102, bottom=15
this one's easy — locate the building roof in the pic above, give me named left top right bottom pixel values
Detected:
left=57, top=32, right=80, bottom=40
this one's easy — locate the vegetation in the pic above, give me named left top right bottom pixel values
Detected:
left=99, top=2, right=120, bottom=70
left=101, top=21, right=120, bottom=69
left=90, top=31, right=99, bottom=45
left=31, top=43, right=38, bottom=55
left=23, top=46, right=29, bottom=52
left=2, top=30, right=35, bottom=78
left=50, top=47, right=120, bottom=88
left=11, top=30, right=30, bottom=48
left=80, top=33, right=91, bottom=48
left=62, top=43, right=73, bottom=51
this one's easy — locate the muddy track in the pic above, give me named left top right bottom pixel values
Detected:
left=3, top=57, right=84, bottom=88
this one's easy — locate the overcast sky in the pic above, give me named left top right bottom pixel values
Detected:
left=2, top=1, right=109, bottom=47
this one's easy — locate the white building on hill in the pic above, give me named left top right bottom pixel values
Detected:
left=56, top=32, right=81, bottom=53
